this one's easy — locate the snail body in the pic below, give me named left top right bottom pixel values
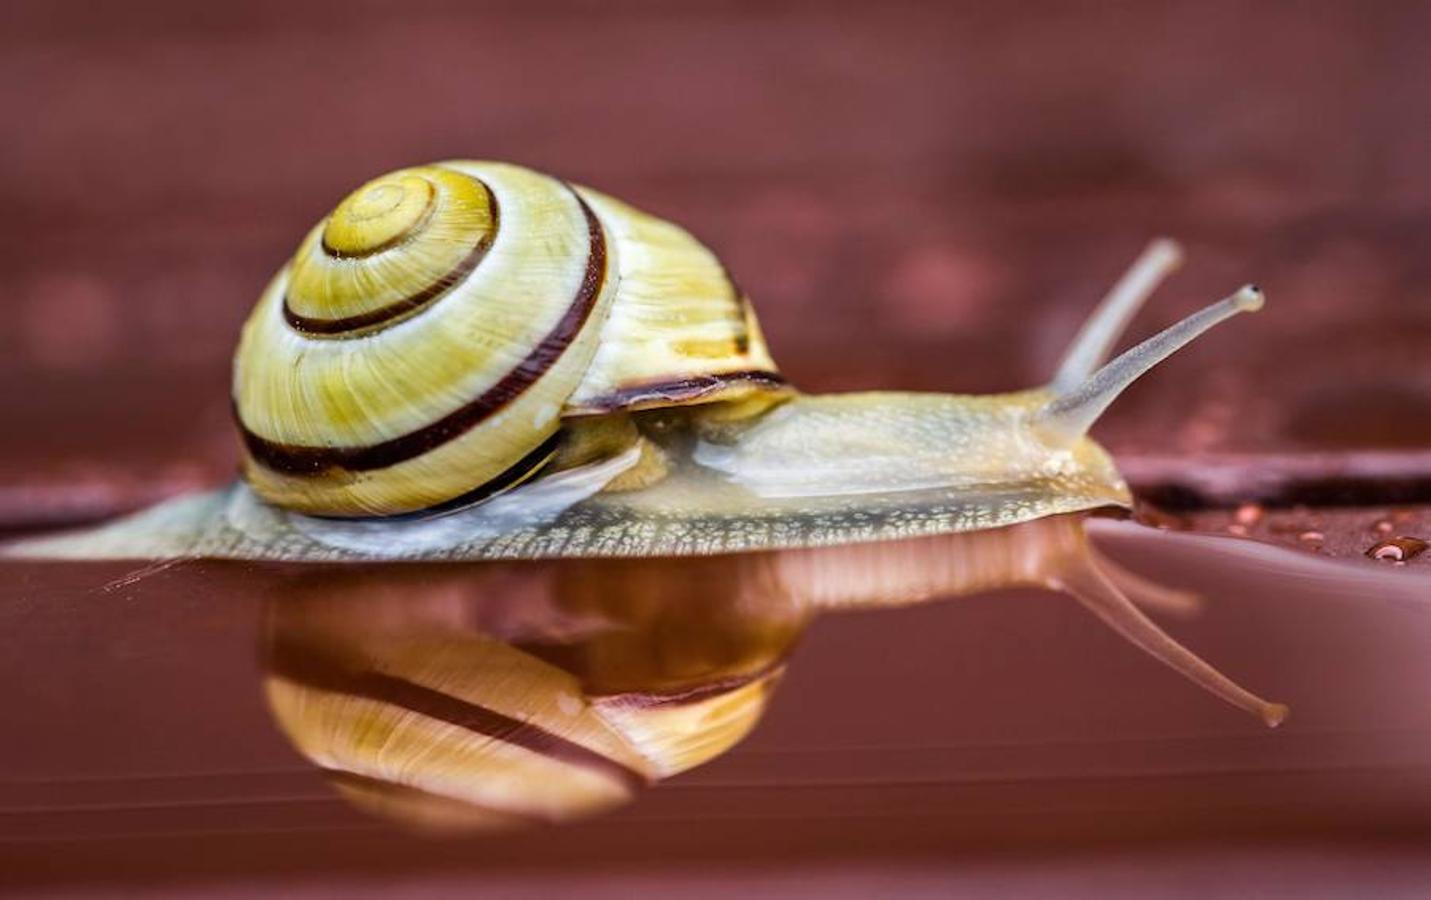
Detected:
left=7, top=162, right=1264, bottom=562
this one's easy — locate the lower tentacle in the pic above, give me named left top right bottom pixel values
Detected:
left=1090, top=546, right=1204, bottom=620
left=1048, top=546, right=1288, bottom=727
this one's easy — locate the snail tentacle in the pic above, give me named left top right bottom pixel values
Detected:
left=1093, top=549, right=1204, bottom=619
left=1035, top=285, right=1265, bottom=447
left=1049, top=546, right=1288, bottom=727
left=1051, top=238, right=1184, bottom=393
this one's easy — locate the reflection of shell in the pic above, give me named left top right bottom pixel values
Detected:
left=592, top=664, right=786, bottom=778
left=262, top=556, right=803, bottom=833
left=265, top=632, right=652, bottom=832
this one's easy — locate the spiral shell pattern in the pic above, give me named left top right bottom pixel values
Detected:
left=234, top=161, right=783, bottom=517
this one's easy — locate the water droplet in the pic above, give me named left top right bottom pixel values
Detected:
left=1366, top=537, right=1428, bottom=563
left=1298, top=530, right=1325, bottom=543
left=1234, top=503, right=1264, bottom=526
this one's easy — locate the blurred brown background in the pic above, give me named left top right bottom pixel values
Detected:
left=2, top=0, right=1430, bottom=527
left=4, top=5, right=1431, bottom=893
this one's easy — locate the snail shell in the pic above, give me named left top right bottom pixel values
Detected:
left=235, top=161, right=785, bottom=517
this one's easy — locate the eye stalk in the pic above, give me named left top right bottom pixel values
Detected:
left=1051, top=238, right=1186, bottom=394
left=1036, top=271, right=1265, bottom=448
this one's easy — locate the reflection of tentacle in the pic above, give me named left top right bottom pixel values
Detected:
left=1089, top=545, right=1203, bottom=619
left=1049, top=551, right=1289, bottom=727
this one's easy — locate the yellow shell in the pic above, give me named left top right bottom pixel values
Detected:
left=233, top=161, right=785, bottom=517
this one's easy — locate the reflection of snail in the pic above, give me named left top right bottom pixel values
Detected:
left=261, top=513, right=1281, bottom=835
left=263, top=555, right=806, bottom=832
left=13, top=162, right=1261, bottom=558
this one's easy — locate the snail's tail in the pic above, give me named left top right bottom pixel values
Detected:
left=1050, top=238, right=1184, bottom=394
left=1035, top=284, right=1265, bottom=446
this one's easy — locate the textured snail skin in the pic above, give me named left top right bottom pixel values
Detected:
left=9, top=387, right=1130, bottom=561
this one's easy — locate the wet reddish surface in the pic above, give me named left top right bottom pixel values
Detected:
left=3, top=526, right=1431, bottom=893
left=1138, top=503, right=1431, bottom=568
left=3, top=0, right=1430, bottom=894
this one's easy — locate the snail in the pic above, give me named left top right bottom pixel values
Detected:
left=8, top=160, right=1263, bottom=563
left=6, top=161, right=1284, bottom=725
left=261, top=513, right=1278, bottom=834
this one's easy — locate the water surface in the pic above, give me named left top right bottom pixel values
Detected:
left=3, top=518, right=1430, bottom=885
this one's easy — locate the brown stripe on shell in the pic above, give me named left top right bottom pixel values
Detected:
left=284, top=180, right=499, bottom=337
left=319, top=431, right=559, bottom=522
left=572, top=370, right=789, bottom=416
left=588, top=659, right=786, bottom=710
left=733, top=296, right=753, bottom=354
left=240, top=187, right=607, bottom=476
left=718, top=260, right=752, bottom=355
left=321, top=767, right=545, bottom=828
left=237, top=412, right=556, bottom=520
left=270, top=641, right=648, bottom=792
